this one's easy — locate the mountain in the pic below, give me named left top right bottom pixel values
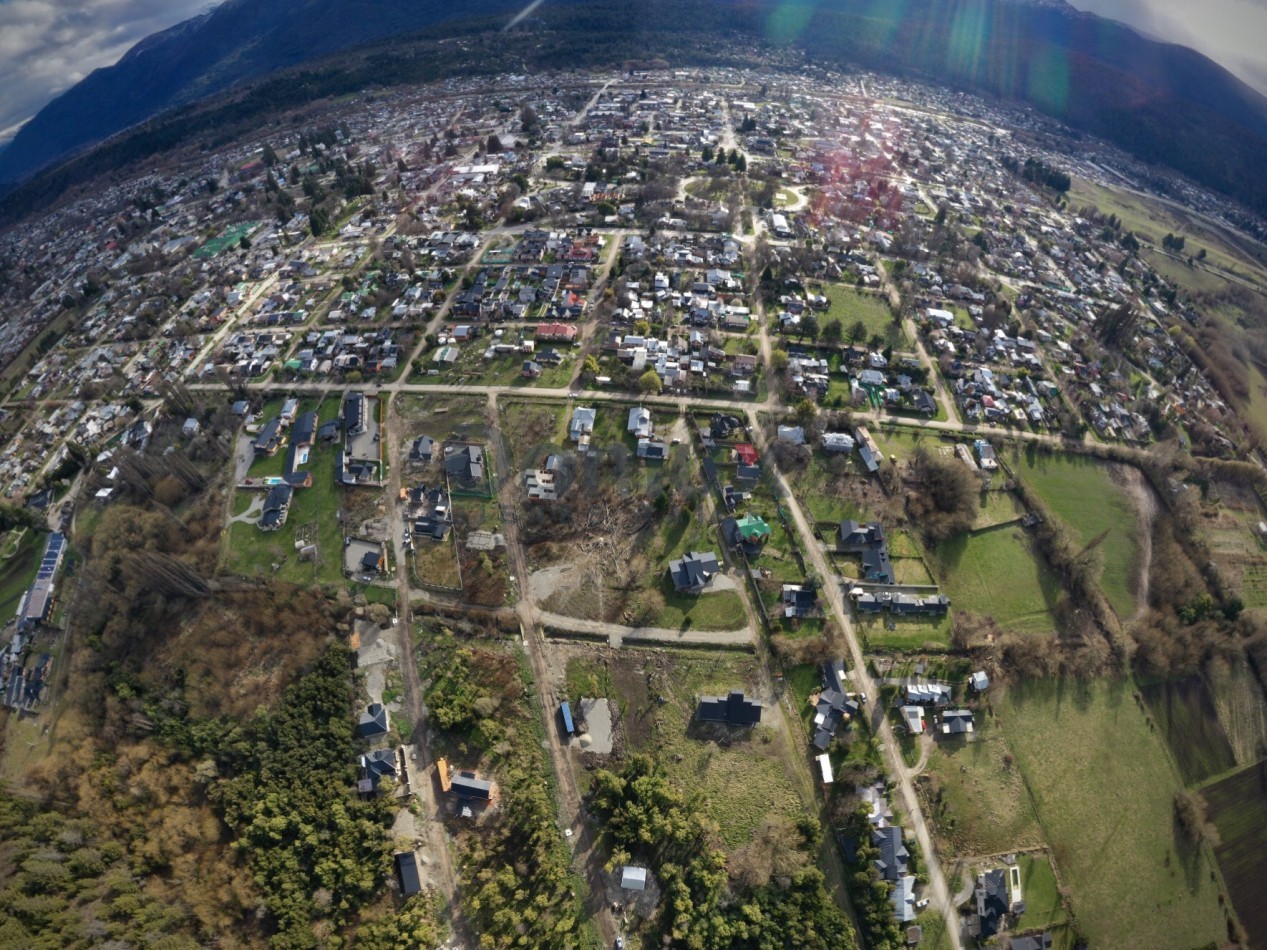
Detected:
left=0, top=0, right=529, bottom=187
left=4, top=0, right=1267, bottom=220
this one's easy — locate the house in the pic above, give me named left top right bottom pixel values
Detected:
left=781, top=584, right=818, bottom=618
left=620, top=866, right=648, bottom=892
left=940, top=709, right=975, bottom=736
left=182, top=417, right=201, bottom=438
left=668, top=550, right=720, bottom=593
left=522, top=360, right=543, bottom=379
left=899, top=706, right=925, bottom=735
left=871, top=825, right=909, bottom=882
left=838, top=519, right=893, bottom=583
left=358, top=748, right=398, bottom=794
left=734, top=514, right=771, bottom=545
left=258, top=483, right=293, bottom=531
left=777, top=424, right=805, bottom=444
left=627, top=406, right=653, bottom=438
left=975, top=869, right=1010, bottom=939
left=395, top=851, right=422, bottom=897
left=357, top=702, right=390, bottom=739
left=970, top=670, right=990, bottom=692
left=903, top=681, right=953, bottom=705
left=444, top=443, right=484, bottom=484
left=821, top=432, right=855, bottom=453
left=252, top=417, right=283, bottom=455
left=698, top=689, right=763, bottom=726
left=734, top=443, right=759, bottom=466
left=535, top=322, right=578, bottom=342
left=525, top=457, right=562, bottom=501
left=569, top=406, right=597, bottom=450
left=409, top=435, right=436, bottom=463
left=891, top=874, right=917, bottom=924
left=637, top=438, right=668, bottom=461
left=292, top=410, right=317, bottom=448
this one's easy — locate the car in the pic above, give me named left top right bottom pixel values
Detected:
left=615, top=939, right=624, bottom=950
left=915, top=898, right=930, bottom=909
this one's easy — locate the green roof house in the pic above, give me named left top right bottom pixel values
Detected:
left=735, top=514, right=772, bottom=543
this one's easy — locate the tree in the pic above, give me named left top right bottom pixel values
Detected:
left=801, top=314, right=820, bottom=341
left=639, top=369, right=663, bottom=394
left=821, top=320, right=843, bottom=345
left=582, top=355, right=600, bottom=378
left=770, top=349, right=789, bottom=373
left=485, top=133, right=503, bottom=154
left=848, top=320, right=867, bottom=344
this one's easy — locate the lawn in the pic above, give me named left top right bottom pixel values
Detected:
left=1011, top=447, right=1142, bottom=618
left=931, top=526, right=1062, bottom=634
left=855, top=612, right=951, bottom=652
left=499, top=399, right=568, bottom=469
left=920, top=714, right=1045, bottom=855
left=1205, top=760, right=1267, bottom=949
left=820, top=283, right=906, bottom=346
left=791, top=453, right=868, bottom=524
left=1013, top=852, right=1068, bottom=933
left=998, top=679, right=1228, bottom=950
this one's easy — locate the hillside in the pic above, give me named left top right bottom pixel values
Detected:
left=3, top=0, right=1267, bottom=219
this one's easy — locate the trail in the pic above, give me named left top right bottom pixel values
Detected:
left=1119, top=463, right=1158, bottom=623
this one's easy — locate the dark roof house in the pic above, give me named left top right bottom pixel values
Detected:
left=698, top=689, right=763, bottom=726
left=395, top=851, right=422, bottom=896
left=975, top=869, right=1010, bottom=939
left=357, top=702, right=390, bottom=738
left=871, top=825, right=909, bottom=883
left=668, top=550, right=720, bottom=592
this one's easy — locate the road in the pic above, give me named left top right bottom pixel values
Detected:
left=748, top=413, right=965, bottom=950
left=485, top=394, right=620, bottom=947
left=383, top=391, right=464, bottom=930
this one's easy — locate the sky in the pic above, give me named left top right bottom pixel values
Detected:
left=1068, top=0, right=1267, bottom=92
left=1, top=0, right=1267, bottom=145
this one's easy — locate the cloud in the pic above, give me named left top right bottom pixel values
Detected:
left=1069, top=0, right=1267, bottom=93
left=0, top=0, right=215, bottom=136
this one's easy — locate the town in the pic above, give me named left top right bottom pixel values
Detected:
left=0, top=60, right=1264, bottom=950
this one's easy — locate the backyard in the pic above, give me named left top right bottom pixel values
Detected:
left=932, top=526, right=1062, bottom=635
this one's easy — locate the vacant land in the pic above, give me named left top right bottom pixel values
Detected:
left=1206, top=760, right=1267, bottom=949
left=856, top=612, right=951, bottom=652
left=0, top=530, right=44, bottom=621
left=821, top=283, right=907, bottom=346
left=1139, top=676, right=1237, bottom=786
left=932, top=526, right=1061, bottom=634
left=998, top=679, right=1227, bottom=949
left=563, top=648, right=805, bottom=848
left=1011, top=448, right=1142, bottom=618
left=919, top=715, right=1044, bottom=856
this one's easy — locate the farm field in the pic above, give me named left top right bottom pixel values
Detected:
left=1138, top=676, right=1237, bottom=786
left=1205, top=760, right=1267, bottom=949
left=932, top=526, right=1061, bottom=634
left=919, top=714, right=1045, bottom=855
left=1203, top=497, right=1267, bottom=609
left=998, top=679, right=1228, bottom=950
left=1010, top=448, right=1142, bottom=618
left=563, top=648, right=806, bottom=848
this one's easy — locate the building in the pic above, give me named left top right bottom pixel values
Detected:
left=627, top=406, right=653, bottom=438
left=940, top=709, right=975, bottom=736
left=697, top=689, right=763, bottom=726
left=569, top=406, right=596, bottom=451
left=258, top=483, right=293, bottom=531
left=620, top=866, right=648, bottom=892
left=838, top=519, right=893, bottom=583
left=668, top=550, right=720, bottom=593
left=251, top=417, right=283, bottom=455
left=357, top=702, right=390, bottom=738
left=395, top=851, right=422, bottom=897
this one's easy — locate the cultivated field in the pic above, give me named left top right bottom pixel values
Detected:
left=932, top=526, right=1061, bottom=634
left=1206, top=760, right=1267, bottom=949
left=998, top=679, right=1228, bottom=949
left=1010, top=448, right=1143, bottom=618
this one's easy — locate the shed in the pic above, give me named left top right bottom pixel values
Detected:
left=621, top=865, right=648, bottom=891
left=560, top=701, right=575, bottom=736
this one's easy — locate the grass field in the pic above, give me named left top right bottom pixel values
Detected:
left=821, top=283, right=907, bottom=347
left=1205, top=760, right=1267, bottom=948
left=1011, top=447, right=1141, bottom=618
left=1139, top=676, right=1237, bottom=786
left=566, top=649, right=806, bottom=849
left=998, top=679, right=1228, bottom=949
left=0, top=531, right=43, bottom=622
left=920, top=714, right=1045, bottom=855
left=932, top=526, right=1061, bottom=634
left=856, top=612, right=951, bottom=651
